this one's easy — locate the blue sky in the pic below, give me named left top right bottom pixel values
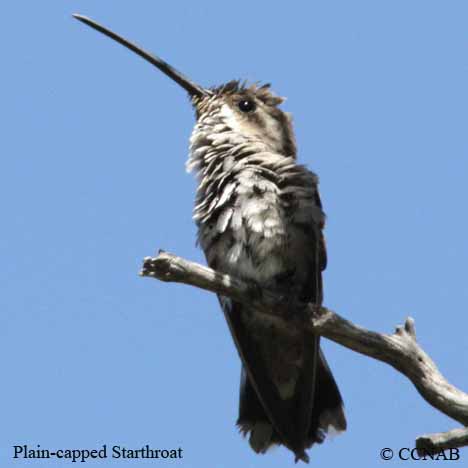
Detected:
left=2, top=1, right=468, bottom=467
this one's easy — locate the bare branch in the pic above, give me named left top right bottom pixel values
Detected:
left=417, top=427, right=468, bottom=453
left=140, top=251, right=468, bottom=452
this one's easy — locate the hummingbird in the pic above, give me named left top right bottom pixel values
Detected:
left=73, top=14, right=346, bottom=463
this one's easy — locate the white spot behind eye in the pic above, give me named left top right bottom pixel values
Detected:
left=220, top=103, right=284, bottom=153
left=220, top=104, right=242, bottom=132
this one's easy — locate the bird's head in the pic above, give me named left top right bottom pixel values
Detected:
left=192, top=81, right=296, bottom=157
left=73, top=14, right=296, bottom=157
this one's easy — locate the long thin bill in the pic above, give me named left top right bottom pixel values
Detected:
left=73, top=14, right=208, bottom=97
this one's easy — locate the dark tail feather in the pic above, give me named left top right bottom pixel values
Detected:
left=307, top=350, right=346, bottom=444
left=237, top=351, right=346, bottom=462
left=237, top=367, right=283, bottom=452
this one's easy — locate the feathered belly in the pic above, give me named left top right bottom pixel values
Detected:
left=203, top=198, right=307, bottom=399
left=214, top=195, right=291, bottom=283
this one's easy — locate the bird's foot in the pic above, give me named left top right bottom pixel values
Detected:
left=308, top=303, right=324, bottom=320
left=276, top=294, right=309, bottom=324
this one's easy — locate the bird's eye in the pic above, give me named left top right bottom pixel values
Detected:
left=238, top=99, right=256, bottom=113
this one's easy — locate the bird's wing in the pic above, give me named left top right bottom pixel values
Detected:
left=220, top=297, right=299, bottom=435
left=219, top=296, right=319, bottom=459
left=216, top=221, right=324, bottom=458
